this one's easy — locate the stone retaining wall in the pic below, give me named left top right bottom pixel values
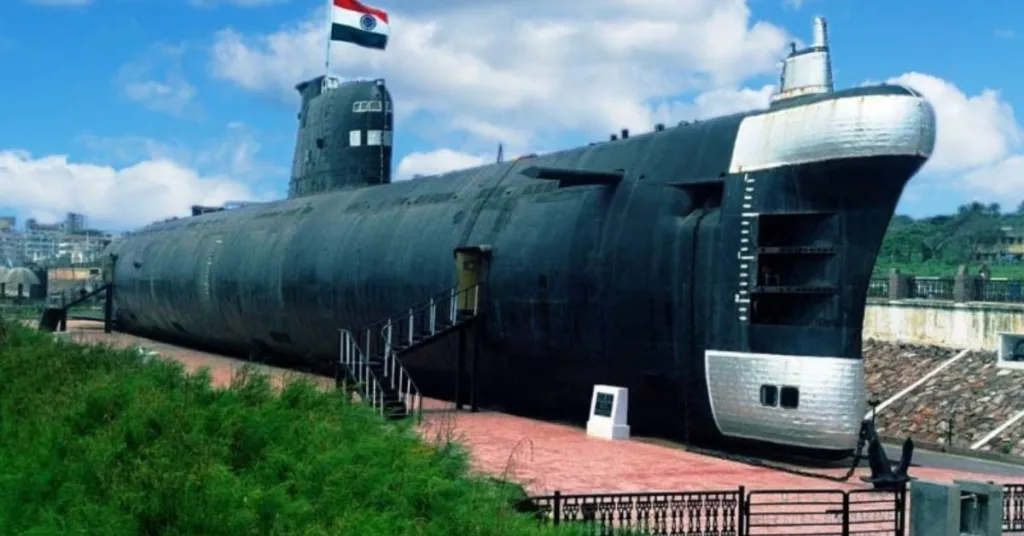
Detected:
left=864, top=340, right=1024, bottom=456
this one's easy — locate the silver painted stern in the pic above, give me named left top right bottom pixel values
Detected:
left=728, top=89, right=937, bottom=174
left=704, top=350, right=867, bottom=451
left=731, top=14, right=937, bottom=174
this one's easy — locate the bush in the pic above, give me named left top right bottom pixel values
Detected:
left=0, top=320, right=564, bottom=535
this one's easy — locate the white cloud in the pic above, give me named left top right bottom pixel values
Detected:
left=201, top=0, right=1024, bottom=208
left=117, top=44, right=200, bottom=118
left=209, top=0, right=791, bottom=145
left=651, top=84, right=774, bottom=125
left=122, top=79, right=197, bottom=116
left=396, top=149, right=491, bottom=179
left=889, top=72, right=1023, bottom=173
left=0, top=122, right=285, bottom=230
left=0, top=151, right=262, bottom=230
left=79, top=122, right=285, bottom=184
left=207, top=0, right=793, bottom=179
left=961, top=156, right=1024, bottom=198
left=885, top=72, right=1024, bottom=207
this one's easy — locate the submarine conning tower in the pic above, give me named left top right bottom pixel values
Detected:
left=288, top=75, right=394, bottom=199
left=771, top=16, right=834, bottom=105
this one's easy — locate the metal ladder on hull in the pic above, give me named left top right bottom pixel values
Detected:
left=338, top=283, right=483, bottom=423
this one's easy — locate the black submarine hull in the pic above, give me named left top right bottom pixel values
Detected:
left=107, top=84, right=934, bottom=453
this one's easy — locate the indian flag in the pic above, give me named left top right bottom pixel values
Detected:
left=331, top=0, right=390, bottom=51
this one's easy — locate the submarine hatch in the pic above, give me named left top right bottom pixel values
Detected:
left=454, top=246, right=489, bottom=314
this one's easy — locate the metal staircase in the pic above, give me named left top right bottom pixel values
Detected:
left=339, top=283, right=483, bottom=423
left=38, top=274, right=115, bottom=333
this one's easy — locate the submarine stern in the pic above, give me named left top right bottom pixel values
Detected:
left=700, top=18, right=937, bottom=453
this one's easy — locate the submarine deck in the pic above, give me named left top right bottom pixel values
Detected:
left=56, top=320, right=1022, bottom=494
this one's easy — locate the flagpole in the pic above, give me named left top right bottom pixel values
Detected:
left=324, top=0, right=333, bottom=78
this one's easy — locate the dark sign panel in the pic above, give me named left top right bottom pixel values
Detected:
left=593, top=392, right=614, bottom=417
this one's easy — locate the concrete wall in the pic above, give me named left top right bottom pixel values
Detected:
left=48, top=267, right=98, bottom=281
left=863, top=298, right=1024, bottom=350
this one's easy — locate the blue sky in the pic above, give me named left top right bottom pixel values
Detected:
left=0, top=0, right=1022, bottom=230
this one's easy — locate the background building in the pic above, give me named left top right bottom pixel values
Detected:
left=975, top=226, right=1024, bottom=263
left=0, top=212, right=115, bottom=267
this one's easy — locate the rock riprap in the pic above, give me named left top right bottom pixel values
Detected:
left=863, top=339, right=956, bottom=406
left=864, top=341, right=1024, bottom=456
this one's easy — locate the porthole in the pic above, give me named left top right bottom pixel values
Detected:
left=780, top=386, right=800, bottom=409
left=759, top=385, right=778, bottom=407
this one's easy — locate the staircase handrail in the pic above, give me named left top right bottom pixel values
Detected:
left=340, top=283, right=481, bottom=424
left=47, top=274, right=105, bottom=307
left=376, top=284, right=479, bottom=421
left=374, top=282, right=480, bottom=373
left=371, top=283, right=479, bottom=423
left=338, top=328, right=387, bottom=417
left=376, top=282, right=481, bottom=344
left=383, top=322, right=424, bottom=423
left=379, top=322, right=424, bottom=423
left=355, top=282, right=483, bottom=335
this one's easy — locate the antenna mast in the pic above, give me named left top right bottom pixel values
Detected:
left=324, top=0, right=334, bottom=77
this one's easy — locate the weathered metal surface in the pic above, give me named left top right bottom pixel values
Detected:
left=705, top=350, right=867, bottom=450
left=289, top=76, right=393, bottom=197
left=730, top=91, right=936, bottom=173
left=106, top=81, right=933, bottom=451
left=773, top=17, right=833, bottom=103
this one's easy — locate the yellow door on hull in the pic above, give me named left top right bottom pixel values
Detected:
left=454, top=249, right=482, bottom=312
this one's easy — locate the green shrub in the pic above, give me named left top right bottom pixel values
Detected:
left=0, top=320, right=567, bottom=536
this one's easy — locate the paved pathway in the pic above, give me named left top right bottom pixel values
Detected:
left=63, top=320, right=1022, bottom=495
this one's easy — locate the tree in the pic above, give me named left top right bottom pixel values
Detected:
left=879, top=206, right=1007, bottom=267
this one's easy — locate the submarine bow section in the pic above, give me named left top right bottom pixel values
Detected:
left=106, top=83, right=935, bottom=454
left=702, top=84, right=936, bottom=451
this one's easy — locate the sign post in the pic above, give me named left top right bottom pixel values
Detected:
left=586, top=384, right=630, bottom=440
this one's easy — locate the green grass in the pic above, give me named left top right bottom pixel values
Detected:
left=0, top=302, right=44, bottom=321
left=0, top=319, right=567, bottom=536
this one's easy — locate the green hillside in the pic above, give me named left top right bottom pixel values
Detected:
left=876, top=201, right=1024, bottom=279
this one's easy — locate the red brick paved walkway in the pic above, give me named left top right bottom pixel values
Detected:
left=418, top=404, right=1017, bottom=495
left=63, top=321, right=1021, bottom=495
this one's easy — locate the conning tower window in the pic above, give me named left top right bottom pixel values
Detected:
left=352, top=100, right=385, bottom=113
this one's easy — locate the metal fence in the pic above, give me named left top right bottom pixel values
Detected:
left=867, top=278, right=889, bottom=298
left=745, top=489, right=905, bottom=536
left=1007, top=484, right=1024, bottom=534
left=522, top=489, right=743, bottom=535
left=909, top=277, right=955, bottom=300
left=520, top=487, right=907, bottom=536
left=868, top=276, right=1024, bottom=303
left=981, top=279, right=1024, bottom=303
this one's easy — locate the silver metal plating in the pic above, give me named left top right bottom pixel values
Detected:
left=704, top=349, right=867, bottom=450
left=728, top=91, right=937, bottom=174
left=773, top=16, right=834, bottom=103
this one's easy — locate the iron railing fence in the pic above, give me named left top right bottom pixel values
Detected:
left=867, top=276, right=1024, bottom=303
left=1006, top=484, right=1024, bottom=534
left=520, top=486, right=908, bottom=536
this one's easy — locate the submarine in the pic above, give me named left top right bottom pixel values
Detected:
left=105, top=17, right=936, bottom=455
